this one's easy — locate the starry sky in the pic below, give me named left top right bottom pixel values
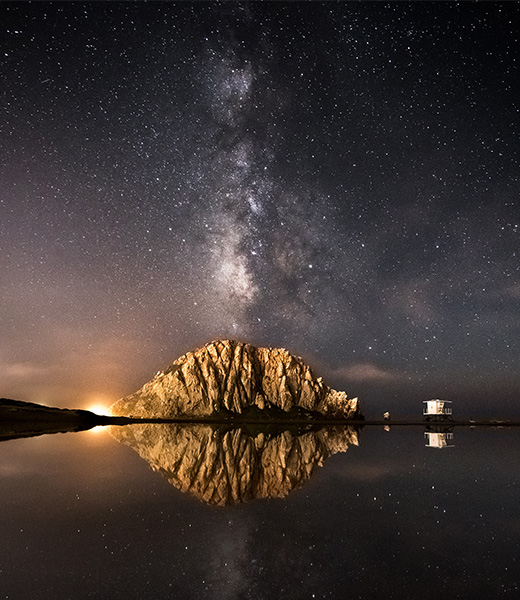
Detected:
left=1, top=1, right=519, bottom=416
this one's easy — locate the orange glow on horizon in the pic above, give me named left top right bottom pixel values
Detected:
left=84, top=394, right=114, bottom=416
left=86, top=403, right=111, bottom=416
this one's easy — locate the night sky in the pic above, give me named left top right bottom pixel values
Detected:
left=1, top=1, right=519, bottom=416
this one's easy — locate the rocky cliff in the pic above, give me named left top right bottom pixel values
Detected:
left=110, top=340, right=361, bottom=420
left=110, top=423, right=359, bottom=505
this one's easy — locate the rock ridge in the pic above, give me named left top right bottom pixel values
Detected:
left=110, top=340, right=361, bottom=420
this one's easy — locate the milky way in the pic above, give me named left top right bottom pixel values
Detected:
left=1, top=2, right=519, bottom=414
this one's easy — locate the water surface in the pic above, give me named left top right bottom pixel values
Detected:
left=1, top=425, right=519, bottom=599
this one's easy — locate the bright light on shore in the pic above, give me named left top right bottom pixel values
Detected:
left=86, top=403, right=111, bottom=416
left=84, top=393, right=113, bottom=416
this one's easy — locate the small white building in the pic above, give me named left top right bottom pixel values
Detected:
left=425, top=431, right=454, bottom=449
left=423, top=399, right=452, bottom=420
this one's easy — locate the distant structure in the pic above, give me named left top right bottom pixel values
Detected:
left=383, top=411, right=390, bottom=421
left=424, top=430, right=454, bottom=449
left=423, top=399, right=453, bottom=422
left=423, top=400, right=454, bottom=448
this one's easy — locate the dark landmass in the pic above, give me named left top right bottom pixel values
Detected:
left=0, top=398, right=123, bottom=441
left=110, top=339, right=362, bottom=420
left=0, top=398, right=98, bottom=421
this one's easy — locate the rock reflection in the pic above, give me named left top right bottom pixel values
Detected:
left=109, top=423, right=360, bottom=506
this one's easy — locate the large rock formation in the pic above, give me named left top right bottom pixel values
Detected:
left=110, top=423, right=360, bottom=505
left=110, top=340, right=361, bottom=420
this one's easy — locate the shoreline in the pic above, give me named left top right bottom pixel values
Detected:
left=100, top=417, right=520, bottom=428
left=1, top=415, right=518, bottom=443
left=2, top=398, right=520, bottom=442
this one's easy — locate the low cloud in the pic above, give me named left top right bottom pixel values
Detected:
left=0, top=360, right=45, bottom=380
left=333, top=362, right=405, bottom=383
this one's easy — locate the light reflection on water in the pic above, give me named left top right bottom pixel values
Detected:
left=0, top=426, right=519, bottom=599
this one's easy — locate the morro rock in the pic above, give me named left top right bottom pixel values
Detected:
left=110, top=340, right=361, bottom=420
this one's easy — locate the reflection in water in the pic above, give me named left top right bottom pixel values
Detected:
left=424, top=426, right=455, bottom=448
left=109, top=423, right=360, bottom=505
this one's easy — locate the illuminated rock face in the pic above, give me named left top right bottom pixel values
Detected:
left=110, top=340, right=361, bottom=420
left=110, top=423, right=359, bottom=505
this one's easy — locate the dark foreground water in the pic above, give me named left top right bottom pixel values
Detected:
left=1, top=424, right=519, bottom=599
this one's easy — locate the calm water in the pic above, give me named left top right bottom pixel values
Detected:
left=1, top=425, right=519, bottom=599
